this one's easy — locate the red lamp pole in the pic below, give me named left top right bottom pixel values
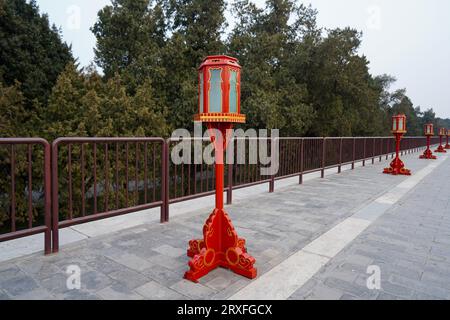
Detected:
left=420, top=124, right=436, bottom=159
left=383, top=114, right=411, bottom=175
left=435, top=128, right=447, bottom=153
left=185, top=56, right=257, bottom=283
left=445, top=130, right=450, bottom=149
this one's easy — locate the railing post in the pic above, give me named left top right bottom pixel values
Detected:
left=338, top=138, right=343, bottom=174
left=321, top=138, right=326, bottom=178
left=299, top=138, right=304, bottom=184
left=51, top=140, right=59, bottom=253
left=161, top=140, right=169, bottom=223
left=372, top=137, right=375, bottom=164
left=352, top=138, right=356, bottom=170
left=363, top=138, right=366, bottom=167
left=379, top=138, right=382, bottom=162
left=269, top=137, right=276, bottom=193
left=42, top=141, right=52, bottom=255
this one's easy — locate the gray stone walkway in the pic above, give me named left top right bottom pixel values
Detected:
left=0, top=151, right=448, bottom=300
left=289, top=153, right=450, bottom=300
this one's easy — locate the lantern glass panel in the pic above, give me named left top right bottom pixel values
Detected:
left=229, top=70, right=238, bottom=113
left=199, top=73, right=204, bottom=113
left=398, top=118, right=404, bottom=131
left=392, top=119, right=397, bottom=131
left=209, top=69, right=223, bottom=113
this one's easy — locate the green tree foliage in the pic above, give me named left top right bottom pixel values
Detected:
left=228, top=0, right=315, bottom=135
left=0, top=0, right=73, bottom=106
left=0, top=81, right=26, bottom=137
left=44, top=63, right=170, bottom=141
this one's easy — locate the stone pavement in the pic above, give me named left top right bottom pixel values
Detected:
left=289, top=153, right=450, bottom=300
left=0, top=151, right=448, bottom=300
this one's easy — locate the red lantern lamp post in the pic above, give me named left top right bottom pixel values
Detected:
left=435, top=128, right=447, bottom=153
left=185, top=55, right=257, bottom=283
left=445, top=129, right=450, bottom=149
left=383, top=114, right=411, bottom=175
left=419, top=123, right=436, bottom=159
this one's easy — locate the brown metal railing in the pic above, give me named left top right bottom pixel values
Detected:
left=51, top=137, right=166, bottom=252
left=0, top=138, right=51, bottom=254
left=0, top=135, right=438, bottom=254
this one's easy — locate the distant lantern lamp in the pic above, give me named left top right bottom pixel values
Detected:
left=383, top=114, right=411, bottom=175
left=445, top=129, right=450, bottom=150
left=419, top=123, right=437, bottom=160
left=435, top=128, right=447, bottom=153
left=185, top=55, right=257, bottom=283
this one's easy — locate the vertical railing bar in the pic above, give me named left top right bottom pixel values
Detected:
left=144, top=142, right=148, bottom=203
left=174, top=161, right=177, bottom=199
left=352, top=138, right=356, bottom=170
left=299, top=138, right=304, bottom=184
left=379, top=138, right=382, bottom=162
left=181, top=162, right=185, bottom=197
left=153, top=143, right=156, bottom=202
left=10, top=145, right=16, bottom=232
left=372, top=137, right=375, bottom=164
left=43, top=141, right=51, bottom=254
left=81, top=143, right=86, bottom=217
left=115, top=142, right=119, bottom=210
left=194, top=163, right=198, bottom=195
left=125, top=142, right=129, bottom=207
left=27, top=144, right=33, bottom=228
left=93, top=143, right=97, bottom=215
left=162, top=140, right=169, bottom=222
left=386, top=138, right=389, bottom=160
left=135, top=142, right=139, bottom=205
left=200, top=160, right=204, bottom=193
left=105, top=143, right=109, bottom=212
left=363, top=138, right=367, bottom=167
left=68, top=144, right=73, bottom=220
left=321, top=138, right=326, bottom=178
left=51, top=141, right=59, bottom=253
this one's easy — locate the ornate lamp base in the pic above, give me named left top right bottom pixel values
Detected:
left=184, top=208, right=257, bottom=283
left=435, top=145, right=447, bottom=153
left=383, top=157, right=411, bottom=175
left=419, top=149, right=437, bottom=160
left=445, top=144, right=450, bottom=150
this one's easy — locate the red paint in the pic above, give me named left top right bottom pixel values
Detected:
left=435, top=128, right=447, bottom=153
left=420, top=124, right=437, bottom=160
left=384, top=115, right=411, bottom=175
left=445, top=129, right=450, bottom=149
left=185, top=56, right=257, bottom=283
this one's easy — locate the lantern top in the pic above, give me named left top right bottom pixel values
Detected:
left=199, top=55, right=241, bottom=70
left=194, top=55, right=245, bottom=124
left=424, top=123, right=434, bottom=136
left=391, top=114, right=407, bottom=134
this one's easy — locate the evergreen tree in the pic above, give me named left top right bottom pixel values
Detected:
left=0, top=0, right=73, bottom=106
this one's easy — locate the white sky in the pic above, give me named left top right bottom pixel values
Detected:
left=35, top=0, right=450, bottom=118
